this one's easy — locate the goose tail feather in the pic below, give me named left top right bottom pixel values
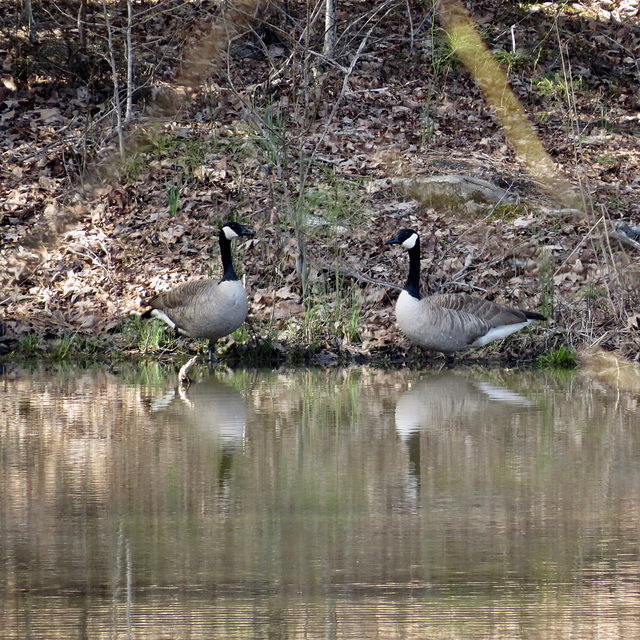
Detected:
left=524, top=310, right=546, bottom=321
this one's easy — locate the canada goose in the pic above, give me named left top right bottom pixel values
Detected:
left=141, top=221, right=255, bottom=365
left=384, top=228, right=545, bottom=355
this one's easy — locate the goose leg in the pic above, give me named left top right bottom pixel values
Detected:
left=208, top=340, right=217, bottom=370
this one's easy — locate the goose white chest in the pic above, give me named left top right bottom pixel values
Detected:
left=395, top=290, right=439, bottom=347
left=395, top=290, right=422, bottom=332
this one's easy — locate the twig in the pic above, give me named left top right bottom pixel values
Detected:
left=405, top=0, right=415, bottom=52
left=178, top=356, right=198, bottom=386
left=316, top=260, right=402, bottom=291
left=608, top=231, right=640, bottom=253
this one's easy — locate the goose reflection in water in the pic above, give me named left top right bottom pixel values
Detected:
left=150, top=376, right=248, bottom=485
left=395, top=373, right=534, bottom=487
left=395, top=374, right=532, bottom=440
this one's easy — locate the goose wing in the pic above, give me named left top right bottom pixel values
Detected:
left=429, top=293, right=530, bottom=328
left=396, top=294, right=491, bottom=352
left=148, top=279, right=218, bottom=310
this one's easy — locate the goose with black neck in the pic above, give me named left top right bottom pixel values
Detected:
left=384, top=228, right=546, bottom=356
left=141, top=221, right=255, bottom=366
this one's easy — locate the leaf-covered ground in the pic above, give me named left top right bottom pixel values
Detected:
left=1, top=0, right=640, bottom=366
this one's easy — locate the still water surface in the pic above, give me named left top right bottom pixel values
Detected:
left=1, top=364, right=640, bottom=639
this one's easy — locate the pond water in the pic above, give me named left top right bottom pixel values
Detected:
left=1, top=362, right=640, bottom=639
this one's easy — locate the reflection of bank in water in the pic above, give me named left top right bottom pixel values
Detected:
left=151, top=376, right=248, bottom=486
left=395, top=373, right=535, bottom=483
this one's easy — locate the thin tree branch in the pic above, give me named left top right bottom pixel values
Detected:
left=101, top=0, right=125, bottom=157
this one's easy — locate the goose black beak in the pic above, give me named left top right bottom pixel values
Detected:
left=384, top=234, right=402, bottom=246
left=239, top=226, right=256, bottom=237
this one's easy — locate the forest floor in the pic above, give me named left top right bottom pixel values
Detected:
left=1, top=0, right=640, bottom=370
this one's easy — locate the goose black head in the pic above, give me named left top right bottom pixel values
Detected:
left=222, top=221, right=255, bottom=240
left=384, top=229, right=419, bottom=250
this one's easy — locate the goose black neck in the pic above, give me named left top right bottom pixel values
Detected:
left=404, top=238, right=421, bottom=299
left=219, top=230, right=239, bottom=282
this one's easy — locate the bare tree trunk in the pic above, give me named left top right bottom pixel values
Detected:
left=101, top=0, right=125, bottom=157
left=125, top=0, right=134, bottom=123
left=323, top=0, right=336, bottom=58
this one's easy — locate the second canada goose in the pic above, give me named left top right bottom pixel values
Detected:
left=384, top=228, right=545, bottom=355
left=141, top=221, right=255, bottom=364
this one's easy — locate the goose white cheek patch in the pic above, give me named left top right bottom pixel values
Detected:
left=223, top=226, right=240, bottom=240
left=402, top=233, right=418, bottom=249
